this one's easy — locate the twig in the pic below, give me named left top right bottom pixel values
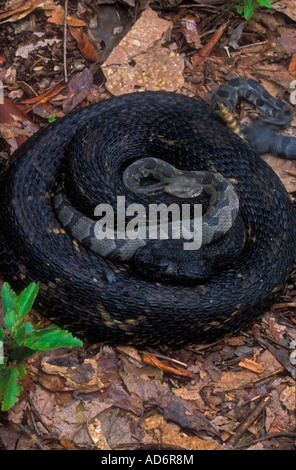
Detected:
left=63, top=0, right=68, bottom=83
left=233, top=432, right=296, bottom=449
left=225, top=396, right=271, bottom=448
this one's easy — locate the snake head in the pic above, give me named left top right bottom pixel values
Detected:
left=164, top=176, right=203, bottom=199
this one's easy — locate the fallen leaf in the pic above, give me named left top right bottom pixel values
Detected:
left=158, top=390, right=219, bottom=436
left=69, top=27, right=102, bottom=63
left=238, top=357, right=265, bottom=374
left=272, top=0, right=296, bottom=22
left=15, top=39, right=61, bottom=59
left=181, top=15, right=202, bottom=49
left=192, top=22, right=228, bottom=68
left=45, top=3, right=86, bottom=27
left=143, top=414, right=221, bottom=450
left=0, top=98, right=39, bottom=150
left=102, top=7, right=184, bottom=95
left=88, top=418, right=111, bottom=450
left=62, top=68, right=93, bottom=113
left=143, top=353, right=196, bottom=379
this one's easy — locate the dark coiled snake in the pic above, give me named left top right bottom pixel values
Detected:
left=0, top=77, right=295, bottom=345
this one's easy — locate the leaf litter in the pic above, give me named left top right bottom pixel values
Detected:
left=0, top=0, right=295, bottom=451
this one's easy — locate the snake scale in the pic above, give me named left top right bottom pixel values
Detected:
left=0, top=78, right=295, bottom=345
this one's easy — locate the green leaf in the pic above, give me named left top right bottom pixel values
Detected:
left=0, top=362, right=27, bottom=411
left=2, top=283, right=18, bottom=332
left=0, top=327, right=5, bottom=342
left=15, top=282, right=39, bottom=322
left=14, top=321, right=34, bottom=342
left=19, top=324, right=82, bottom=351
left=244, top=0, right=254, bottom=19
left=2, top=282, right=17, bottom=315
left=257, top=0, right=271, bottom=6
left=4, top=308, right=18, bottom=332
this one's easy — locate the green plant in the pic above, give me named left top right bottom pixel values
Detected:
left=236, top=0, right=271, bottom=19
left=0, top=282, right=82, bottom=411
left=48, top=112, right=56, bottom=123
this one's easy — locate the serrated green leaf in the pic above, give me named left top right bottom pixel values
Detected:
left=1, top=282, right=17, bottom=316
left=15, top=282, right=39, bottom=322
left=0, top=362, right=27, bottom=411
left=14, top=321, right=34, bottom=342
left=4, top=307, right=18, bottom=332
left=19, top=325, right=82, bottom=351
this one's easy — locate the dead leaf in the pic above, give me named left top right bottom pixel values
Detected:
left=158, top=390, right=219, bottom=436
left=69, top=27, right=102, bottom=63
left=143, top=353, right=196, bottom=379
left=41, top=357, right=104, bottom=390
left=272, top=0, right=296, bottom=22
left=192, top=22, right=228, bottom=68
left=88, top=418, right=111, bottom=450
left=15, top=38, right=61, bottom=59
left=143, top=415, right=221, bottom=450
left=238, top=357, right=265, bottom=374
left=181, top=15, right=202, bottom=49
left=277, top=27, right=296, bottom=54
left=102, top=7, right=184, bottom=95
left=62, top=68, right=93, bottom=113
left=45, top=4, right=86, bottom=27
left=262, top=155, right=296, bottom=194
left=0, top=98, right=39, bottom=150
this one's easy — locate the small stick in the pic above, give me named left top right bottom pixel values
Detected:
left=225, top=396, right=271, bottom=448
left=63, top=0, right=68, bottom=83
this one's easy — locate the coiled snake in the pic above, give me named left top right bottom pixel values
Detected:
left=0, top=78, right=295, bottom=345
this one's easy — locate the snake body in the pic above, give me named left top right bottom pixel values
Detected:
left=0, top=79, right=295, bottom=345
left=212, top=77, right=296, bottom=158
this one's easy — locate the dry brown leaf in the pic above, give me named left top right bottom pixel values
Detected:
left=143, top=415, right=221, bottom=450
left=272, top=0, right=296, bottom=22
left=0, top=98, right=39, bottom=150
left=215, top=351, right=283, bottom=392
left=0, top=0, right=53, bottom=21
left=143, top=353, right=196, bottom=378
left=102, top=7, right=184, bottom=95
left=88, top=418, right=111, bottom=450
left=263, top=155, right=296, bottom=194
left=238, top=357, right=265, bottom=374
left=45, top=4, right=86, bottom=27
left=41, top=357, right=105, bottom=390
left=192, top=22, right=228, bottom=68
left=0, top=0, right=86, bottom=26
left=69, top=27, right=102, bottom=63
left=181, top=15, right=202, bottom=49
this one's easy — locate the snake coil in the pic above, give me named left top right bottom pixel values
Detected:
left=0, top=80, right=295, bottom=345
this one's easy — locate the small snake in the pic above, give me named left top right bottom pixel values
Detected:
left=211, top=77, right=296, bottom=158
